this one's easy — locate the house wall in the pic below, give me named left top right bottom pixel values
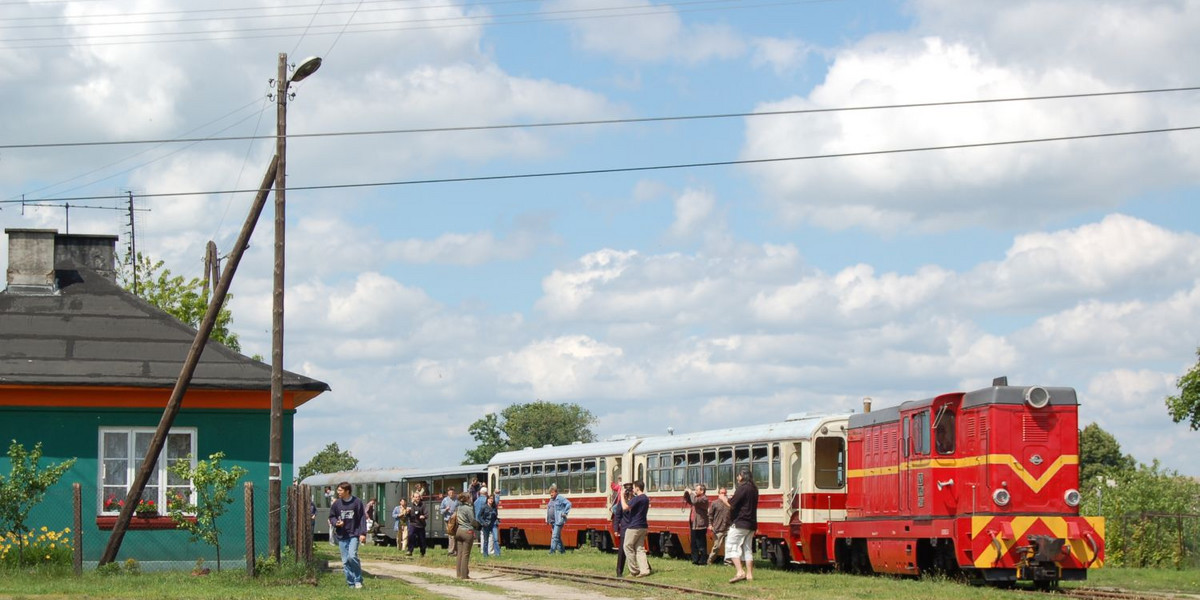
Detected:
left=0, top=405, right=295, bottom=568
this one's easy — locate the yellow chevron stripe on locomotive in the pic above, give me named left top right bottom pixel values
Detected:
left=970, top=515, right=1105, bottom=570
left=846, top=454, right=1079, bottom=494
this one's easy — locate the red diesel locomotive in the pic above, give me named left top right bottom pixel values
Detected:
left=828, top=379, right=1105, bottom=586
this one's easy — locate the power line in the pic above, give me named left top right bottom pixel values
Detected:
left=0, top=0, right=819, bottom=49
left=7, top=123, right=1196, bottom=204
left=4, top=85, right=1198, bottom=151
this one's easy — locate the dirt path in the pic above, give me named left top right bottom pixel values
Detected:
left=364, top=559, right=633, bottom=600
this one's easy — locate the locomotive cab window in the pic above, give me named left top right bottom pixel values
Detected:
left=934, top=406, right=956, bottom=455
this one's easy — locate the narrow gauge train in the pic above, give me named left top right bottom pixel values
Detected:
left=827, top=380, right=1105, bottom=587
left=302, top=464, right=487, bottom=546
left=485, top=412, right=851, bottom=567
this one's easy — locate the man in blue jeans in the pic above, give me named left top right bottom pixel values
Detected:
left=546, top=484, right=572, bottom=554
left=328, top=482, right=367, bottom=589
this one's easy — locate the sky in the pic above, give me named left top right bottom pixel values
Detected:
left=2, top=0, right=1199, bottom=477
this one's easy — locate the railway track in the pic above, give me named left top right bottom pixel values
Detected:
left=1061, top=588, right=1191, bottom=600
left=363, top=553, right=744, bottom=598
left=477, top=563, right=745, bottom=599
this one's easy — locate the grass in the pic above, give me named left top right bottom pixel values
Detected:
left=0, top=541, right=1198, bottom=599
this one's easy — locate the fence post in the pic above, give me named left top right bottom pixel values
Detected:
left=286, top=486, right=296, bottom=555
left=72, top=483, right=82, bottom=576
left=300, top=484, right=311, bottom=563
left=245, top=481, right=255, bottom=576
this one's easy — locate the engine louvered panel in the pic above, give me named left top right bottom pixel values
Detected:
left=1023, top=413, right=1051, bottom=442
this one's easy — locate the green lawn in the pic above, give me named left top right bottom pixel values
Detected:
left=1, top=542, right=1197, bottom=599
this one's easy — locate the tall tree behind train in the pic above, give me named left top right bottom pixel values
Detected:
left=1165, top=346, right=1200, bottom=431
left=297, top=442, right=359, bottom=482
left=1078, top=423, right=1135, bottom=484
left=118, top=252, right=242, bottom=353
left=464, top=401, right=598, bottom=464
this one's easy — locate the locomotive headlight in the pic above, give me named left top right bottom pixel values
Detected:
left=992, top=488, right=1011, bottom=506
left=1024, top=386, right=1051, bottom=409
left=1064, top=489, right=1081, bottom=507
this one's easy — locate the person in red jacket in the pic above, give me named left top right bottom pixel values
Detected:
left=726, top=468, right=758, bottom=583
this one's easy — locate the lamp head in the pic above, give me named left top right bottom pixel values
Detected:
left=290, top=56, right=322, bottom=83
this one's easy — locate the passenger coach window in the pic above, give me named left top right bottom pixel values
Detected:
left=718, top=448, right=734, bottom=489
left=771, top=444, right=781, bottom=489
left=703, top=450, right=717, bottom=487
left=935, top=408, right=956, bottom=455
left=674, top=454, right=687, bottom=490
left=752, top=446, right=770, bottom=488
left=814, top=437, right=846, bottom=489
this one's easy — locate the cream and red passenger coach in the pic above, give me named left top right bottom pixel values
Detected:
left=486, top=412, right=851, bottom=566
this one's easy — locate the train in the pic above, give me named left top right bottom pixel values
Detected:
left=303, top=464, right=487, bottom=547
left=830, top=380, right=1104, bottom=586
left=304, top=379, right=1103, bottom=587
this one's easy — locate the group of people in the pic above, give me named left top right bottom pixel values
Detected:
left=605, top=466, right=760, bottom=584
left=327, top=469, right=760, bottom=589
left=326, top=477, right=501, bottom=588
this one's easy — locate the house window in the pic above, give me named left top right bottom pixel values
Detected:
left=99, top=428, right=196, bottom=514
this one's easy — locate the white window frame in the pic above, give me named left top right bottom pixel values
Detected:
left=97, top=427, right=198, bottom=515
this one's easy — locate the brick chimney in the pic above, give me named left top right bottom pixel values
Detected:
left=5, top=228, right=119, bottom=294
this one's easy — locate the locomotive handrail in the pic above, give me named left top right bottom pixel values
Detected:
left=1084, top=532, right=1100, bottom=567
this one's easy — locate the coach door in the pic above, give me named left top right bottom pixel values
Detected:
left=788, top=443, right=803, bottom=522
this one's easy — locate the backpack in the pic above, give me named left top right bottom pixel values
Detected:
left=446, top=514, right=458, bottom=536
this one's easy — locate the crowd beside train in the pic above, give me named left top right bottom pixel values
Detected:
left=321, top=467, right=766, bottom=588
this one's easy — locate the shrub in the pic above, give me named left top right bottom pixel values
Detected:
left=0, top=527, right=72, bottom=568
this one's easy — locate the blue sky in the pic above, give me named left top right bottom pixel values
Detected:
left=2, top=0, right=1199, bottom=477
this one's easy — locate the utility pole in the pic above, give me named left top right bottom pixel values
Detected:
left=127, top=192, right=139, bottom=295
left=269, top=51, right=321, bottom=562
left=269, top=51, right=288, bottom=563
left=99, top=157, right=279, bottom=566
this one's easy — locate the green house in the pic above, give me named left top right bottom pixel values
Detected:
left=0, top=229, right=329, bottom=568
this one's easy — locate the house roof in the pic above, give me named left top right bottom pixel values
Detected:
left=0, top=262, right=330, bottom=396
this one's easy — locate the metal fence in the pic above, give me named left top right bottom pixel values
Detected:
left=1, top=482, right=314, bottom=575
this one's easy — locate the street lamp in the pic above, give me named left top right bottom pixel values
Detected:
left=270, top=52, right=321, bottom=561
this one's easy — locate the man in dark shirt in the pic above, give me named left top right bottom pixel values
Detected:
left=620, top=480, right=652, bottom=577
left=328, top=482, right=367, bottom=589
left=406, top=491, right=428, bottom=557
left=727, top=468, right=759, bottom=583
left=683, top=484, right=711, bottom=565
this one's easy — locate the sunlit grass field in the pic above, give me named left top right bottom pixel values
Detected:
left=0, top=540, right=1197, bottom=599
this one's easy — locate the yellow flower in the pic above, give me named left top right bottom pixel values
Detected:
left=41, top=526, right=48, bottom=532
left=50, top=543, right=56, bottom=549
left=63, top=528, right=71, bottom=534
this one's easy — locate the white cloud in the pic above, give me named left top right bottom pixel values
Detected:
left=742, top=24, right=1200, bottom=230
left=666, top=187, right=718, bottom=240
left=549, top=0, right=745, bottom=62
left=751, top=37, right=813, bottom=74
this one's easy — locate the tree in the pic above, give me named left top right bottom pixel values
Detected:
left=0, top=440, right=77, bottom=566
left=463, top=414, right=506, bottom=464
left=118, top=252, right=242, bottom=353
left=1166, top=347, right=1200, bottom=430
left=167, top=452, right=247, bottom=572
left=464, top=401, right=598, bottom=464
left=1079, top=423, right=1135, bottom=484
left=296, top=443, right=358, bottom=482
